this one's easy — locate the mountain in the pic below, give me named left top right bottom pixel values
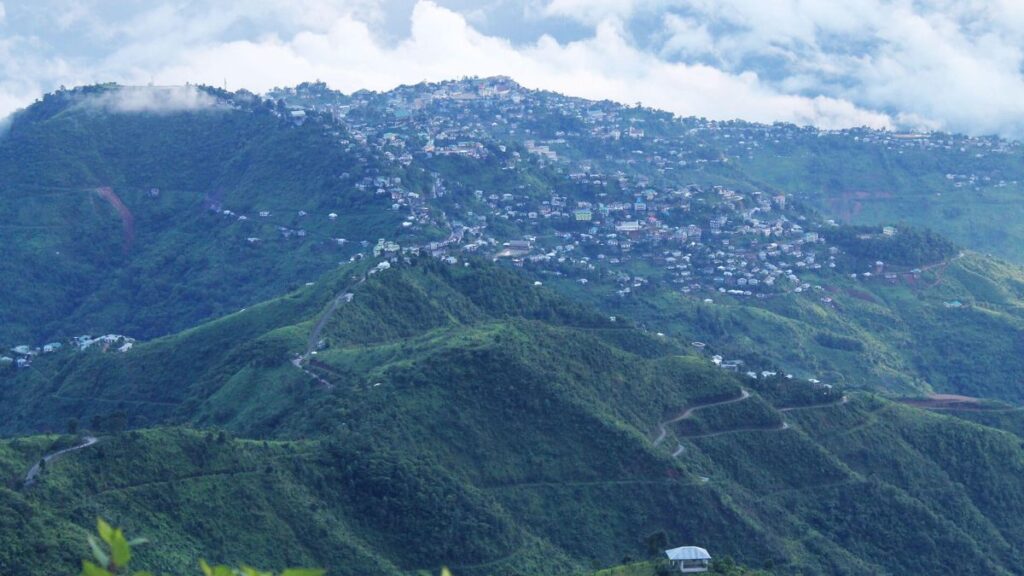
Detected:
left=0, top=84, right=403, bottom=345
left=3, top=80, right=1024, bottom=408
left=4, top=79, right=1024, bottom=576
left=5, top=258, right=1024, bottom=575
left=6, top=78, right=1024, bottom=350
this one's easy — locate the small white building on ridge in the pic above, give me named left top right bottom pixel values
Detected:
left=665, top=546, right=711, bottom=573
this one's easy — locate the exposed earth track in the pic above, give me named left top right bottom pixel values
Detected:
left=654, top=392, right=851, bottom=453
left=652, top=388, right=751, bottom=447
left=292, top=275, right=365, bottom=389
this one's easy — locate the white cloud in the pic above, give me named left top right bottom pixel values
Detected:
left=541, top=0, right=645, bottom=24
left=5, top=0, right=1024, bottom=136
left=82, top=85, right=225, bottom=114
left=555, top=0, right=1024, bottom=136
left=138, top=2, right=889, bottom=129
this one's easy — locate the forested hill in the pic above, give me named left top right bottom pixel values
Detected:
left=5, top=79, right=1024, bottom=350
left=0, top=84, right=402, bottom=344
left=2, top=80, right=1024, bottom=407
left=5, top=258, right=1024, bottom=575
left=3, top=81, right=1024, bottom=575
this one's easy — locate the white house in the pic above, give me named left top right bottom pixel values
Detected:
left=665, top=546, right=711, bottom=573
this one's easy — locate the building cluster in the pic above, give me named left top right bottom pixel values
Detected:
left=2, top=334, right=135, bottom=370
left=262, top=77, right=970, bottom=301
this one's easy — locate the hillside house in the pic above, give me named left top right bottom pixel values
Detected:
left=665, top=546, right=711, bottom=573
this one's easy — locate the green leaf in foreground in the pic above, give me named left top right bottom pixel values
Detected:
left=97, top=518, right=114, bottom=546
left=87, top=535, right=110, bottom=567
left=109, top=528, right=131, bottom=568
left=82, top=560, right=113, bottom=576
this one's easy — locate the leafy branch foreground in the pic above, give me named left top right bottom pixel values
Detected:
left=81, top=518, right=333, bottom=576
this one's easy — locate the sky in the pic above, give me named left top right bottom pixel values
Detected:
left=1, top=0, right=1023, bottom=137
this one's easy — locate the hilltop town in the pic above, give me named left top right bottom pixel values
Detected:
left=260, top=77, right=960, bottom=301
left=4, top=78, right=973, bottom=363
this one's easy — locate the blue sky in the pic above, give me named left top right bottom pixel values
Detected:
left=2, top=0, right=1024, bottom=137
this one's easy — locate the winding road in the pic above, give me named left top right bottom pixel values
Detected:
left=778, top=395, right=849, bottom=412
left=652, top=388, right=751, bottom=447
left=681, top=421, right=790, bottom=440
left=653, top=392, right=850, bottom=457
left=24, top=436, right=98, bottom=487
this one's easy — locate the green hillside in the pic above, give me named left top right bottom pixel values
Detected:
left=0, top=84, right=402, bottom=345
left=5, top=258, right=1024, bottom=575
left=553, top=250, right=1024, bottom=402
left=3, top=83, right=1023, bottom=413
left=3, top=81, right=1024, bottom=575
left=733, top=136, right=1024, bottom=263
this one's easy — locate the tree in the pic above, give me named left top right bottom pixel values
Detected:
left=67, top=418, right=79, bottom=435
left=107, top=411, right=128, bottom=434
left=645, top=530, right=668, bottom=558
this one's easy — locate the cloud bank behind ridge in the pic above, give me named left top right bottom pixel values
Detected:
left=0, top=1, right=1022, bottom=137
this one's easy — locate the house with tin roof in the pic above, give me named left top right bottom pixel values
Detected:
left=665, top=546, right=711, bottom=573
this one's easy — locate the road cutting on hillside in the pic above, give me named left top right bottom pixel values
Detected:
left=24, top=436, right=99, bottom=487
left=655, top=391, right=850, bottom=457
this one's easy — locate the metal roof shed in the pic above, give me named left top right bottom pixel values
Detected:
left=665, top=546, right=711, bottom=573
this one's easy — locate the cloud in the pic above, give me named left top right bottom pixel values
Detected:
left=541, top=0, right=645, bottom=24
left=138, top=2, right=889, bottom=129
left=81, top=85, right=226, bottom=114
left=545, top=0, right=1024, bottom=136
left=3, top=0, right=1024, bottom=137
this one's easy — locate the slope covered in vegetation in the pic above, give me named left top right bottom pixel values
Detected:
left=0, top=85, right=402, bottom=344
left=552, top=250, right=1024, bottom=402
left=4, top=259, right=1024, bottom=575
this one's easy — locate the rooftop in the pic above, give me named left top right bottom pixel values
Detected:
left=665, top=546, right=711, bottom=561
